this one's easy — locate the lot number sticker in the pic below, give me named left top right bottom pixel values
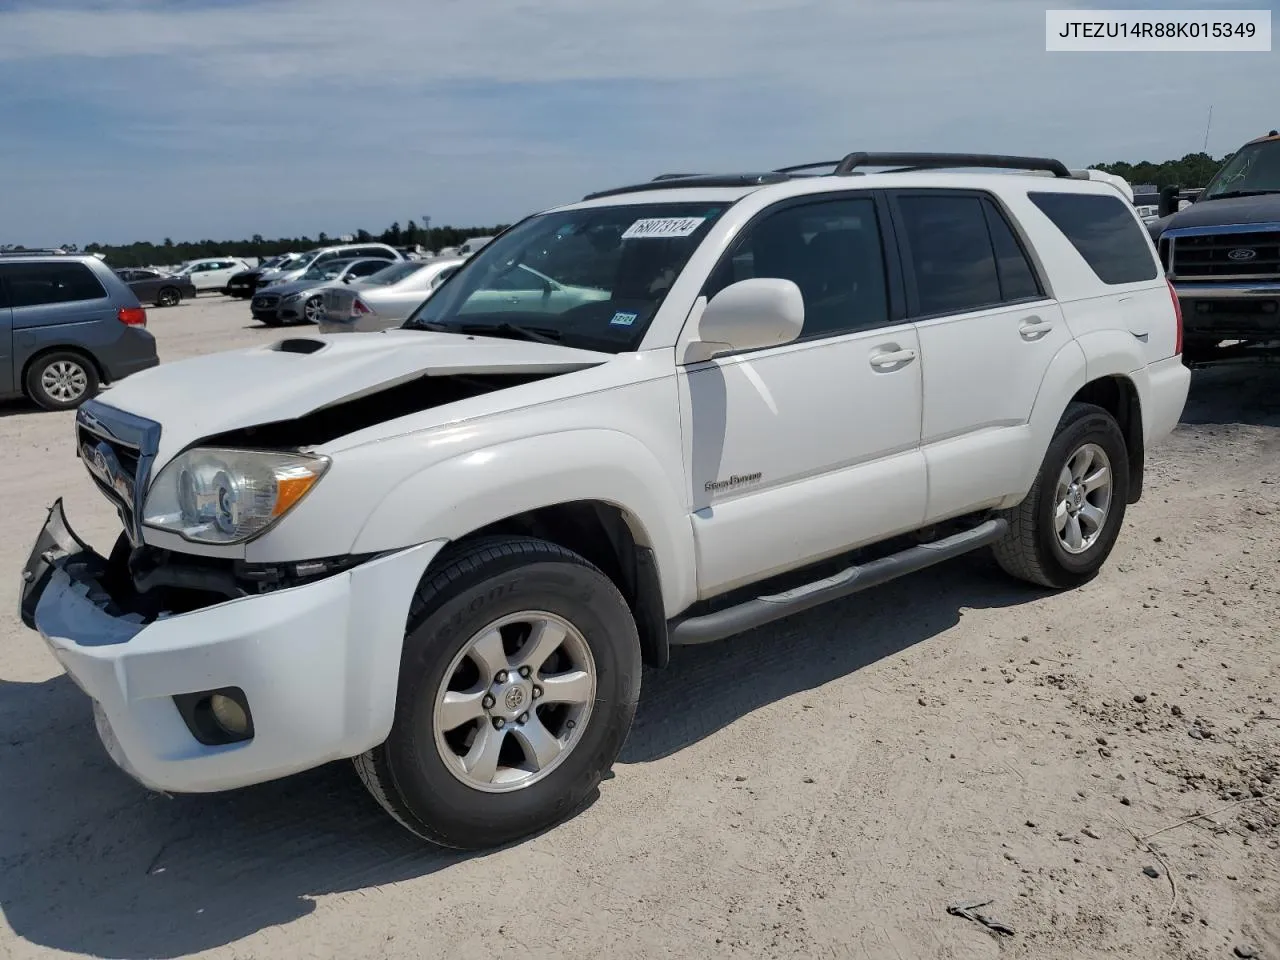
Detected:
left=621, top=217, right=706, bottom=239
left=610, top=311, right=638, bottom=326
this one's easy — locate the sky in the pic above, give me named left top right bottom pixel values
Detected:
left=0, top=0, right=1276, bottom=247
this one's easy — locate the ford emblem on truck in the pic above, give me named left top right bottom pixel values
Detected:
left=1227, top=248, right=1258, bottom=262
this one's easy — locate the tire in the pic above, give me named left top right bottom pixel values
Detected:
left=354, top=537, right=641, bottom=849
left=156, top=286, right=181, bottom=307
left=992, top=402, right=1130, bottom=590
left=302, top=295, right=323, bottom=324
left=24, top=350, right=100, bottom=411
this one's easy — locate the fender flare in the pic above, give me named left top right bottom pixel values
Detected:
left=350, top=428, right=697, bottom=616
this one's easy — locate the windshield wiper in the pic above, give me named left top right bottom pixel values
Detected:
left=409, top=320, right=562, bottom=344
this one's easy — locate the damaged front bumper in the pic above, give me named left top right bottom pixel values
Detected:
left=19, top=500, right=445, bottom=794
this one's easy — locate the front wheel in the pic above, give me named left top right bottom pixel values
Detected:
left=992, top=402, right=1130, bottom=589
left=302, top=295, right=323, bottom=324
left=354, top=537, right=641, bottom=849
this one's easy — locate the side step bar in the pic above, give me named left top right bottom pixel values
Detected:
left=668, top=518, right=1008, bottom=646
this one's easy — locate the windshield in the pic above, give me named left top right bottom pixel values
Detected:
left=404, top=201, right=731, bottom=352
left=366, top=261, right=426, bottom=286
left=1202, top=139, right=1280, bottom=199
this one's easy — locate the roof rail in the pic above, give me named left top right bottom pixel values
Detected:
left=0, top=247, right=71, bottom=257
left=583, top=172, right=791, bottom=201
left=833, top=152, right=1073, bottom=178
left=773, top=161, right=842, bottom=174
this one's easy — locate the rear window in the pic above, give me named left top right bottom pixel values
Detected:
left=1027, top=191, right=1158, bottom=285
left=1, top=262, right=107, bottom=308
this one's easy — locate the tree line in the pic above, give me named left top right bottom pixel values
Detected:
left=1088, top=150, right=1231, bottom=191
left=3, top=221, right=510, bottom=268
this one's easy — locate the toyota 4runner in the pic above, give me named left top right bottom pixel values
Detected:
left=19, top=152, right=1190, bottom=848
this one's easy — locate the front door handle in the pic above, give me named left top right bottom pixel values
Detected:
left=1019, top=316, right=1054, bottom=340
left=869, top=347, right=917, bottom=369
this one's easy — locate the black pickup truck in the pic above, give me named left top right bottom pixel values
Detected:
left=1147, top=131, right=1280, bottom=364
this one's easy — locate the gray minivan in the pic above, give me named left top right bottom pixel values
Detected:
left=0, top=253, right=159, bottom=411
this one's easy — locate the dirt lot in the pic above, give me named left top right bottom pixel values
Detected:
left=1, top=295, right=1277, bottom=960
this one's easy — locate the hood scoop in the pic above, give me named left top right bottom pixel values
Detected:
left=273, top=338, right=328, bottom=355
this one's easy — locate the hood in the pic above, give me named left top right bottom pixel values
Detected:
left=1154, top=192, right=1280, bottom=233
left=94, top=330, right=613, bottom=468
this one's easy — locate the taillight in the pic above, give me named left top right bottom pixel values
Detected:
left=117, top=306, right=147, bottom=327
left=1166, top=279, right=1182, bottom=355
left=353, top=298, right=372, bottom=316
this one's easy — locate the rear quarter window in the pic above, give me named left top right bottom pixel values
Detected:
left=1027, top=191, right=1158, bottom=285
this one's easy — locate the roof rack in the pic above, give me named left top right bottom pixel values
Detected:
left=833, top=152, right=1072, bottom=178
left=583, top=172, right=791, bottom=201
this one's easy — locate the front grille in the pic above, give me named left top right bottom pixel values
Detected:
left=77, top=424, right=142, bottom=532
left=252, top=294, right=281, bottom=309
left=1171, top=229, right=1280, bottom=279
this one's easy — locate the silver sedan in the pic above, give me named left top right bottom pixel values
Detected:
left=251, top=258, right=390, bottom=326
left=319, top=257, right=465, bottom=333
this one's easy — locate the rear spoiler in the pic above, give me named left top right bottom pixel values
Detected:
left=1024, top=167, right=1134, bottom=202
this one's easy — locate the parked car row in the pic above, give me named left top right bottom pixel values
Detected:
left=249, top=257, right=391, bottom=325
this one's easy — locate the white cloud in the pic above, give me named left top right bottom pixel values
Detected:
left=0, top=0, right=1273, bottom=244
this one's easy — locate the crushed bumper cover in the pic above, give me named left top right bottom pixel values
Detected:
left=20, top=500, right=445, bottom=793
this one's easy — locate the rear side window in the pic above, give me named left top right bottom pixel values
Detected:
left=981, top=199, right=1043, bottom=302
left=1027, top=191, right=1158, bottom=284
left=896, top=195, right=1002, bottom=316
left=2, top=262, right=107, bottom=307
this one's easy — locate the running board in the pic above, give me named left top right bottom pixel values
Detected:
left=668, top=518, right=1008, bottom=646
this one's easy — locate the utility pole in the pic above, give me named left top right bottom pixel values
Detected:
left=1202, top=104, right=1213, bottom=153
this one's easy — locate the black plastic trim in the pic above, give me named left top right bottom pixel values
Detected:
left=173, top=687, right=255, bottom=746
left=667, top=518, right=1007, bottom=646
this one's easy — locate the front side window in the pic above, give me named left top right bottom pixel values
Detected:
left=1028, top=191, right=1158, bottom=285
left=704, top=196, right=891, bottom=338
left=897, top=194, right=1002, bottom=317
left=406, top=201, right=731, bottom=353
left=1, top=262, right=107, bottom=307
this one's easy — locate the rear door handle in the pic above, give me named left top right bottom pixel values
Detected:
left=869, top=347, right=917, bottom=369
left=1019, top=316, right=1054, bottom=340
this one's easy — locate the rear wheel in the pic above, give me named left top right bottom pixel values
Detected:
left=992, top=402, right=1129, bottom=589
left=354, top=537, right=641, bottom=849
left=156, top=286, right=181, bottom=307
left=25, top=351, right=99, bottom=411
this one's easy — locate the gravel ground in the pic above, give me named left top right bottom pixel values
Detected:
left=1, top=295, right=1277, bottom=960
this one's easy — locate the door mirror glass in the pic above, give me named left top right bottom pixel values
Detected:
left=685, top=277, right=804, bottom=362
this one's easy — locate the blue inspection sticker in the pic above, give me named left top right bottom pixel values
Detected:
left=610, top=311, right=638, bottom=326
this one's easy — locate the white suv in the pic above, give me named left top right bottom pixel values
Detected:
left=19, top=153, right=1190, bottom=850
left=175, top=258, right=253, bottom=293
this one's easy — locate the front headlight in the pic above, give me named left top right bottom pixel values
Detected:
left=283, top=292, right=303, bottom=304
left=142, top=448, right=330, bottom=545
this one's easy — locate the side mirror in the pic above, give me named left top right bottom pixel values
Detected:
left=683, top=277, right=804, bottom=363
left=1157, top=185, right=1181, bottom=218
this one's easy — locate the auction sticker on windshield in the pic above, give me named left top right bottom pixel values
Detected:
left=622, top=217, right=706, bottom=239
